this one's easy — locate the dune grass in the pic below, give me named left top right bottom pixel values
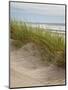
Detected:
left=10, top=20, right=65, bottom=68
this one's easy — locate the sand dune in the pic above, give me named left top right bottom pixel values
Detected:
left=10, top=42, right=65, bottom=88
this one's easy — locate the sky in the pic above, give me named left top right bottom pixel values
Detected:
left=10, top=2, right=65, bottom=24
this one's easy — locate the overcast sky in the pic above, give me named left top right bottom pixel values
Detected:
left=10, top=2, right=65, bottom=24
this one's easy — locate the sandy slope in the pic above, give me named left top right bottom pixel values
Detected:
left=10, top=42, right=65, bottom=88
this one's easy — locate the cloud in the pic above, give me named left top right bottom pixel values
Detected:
left=10, top=2, right=65, bottom=16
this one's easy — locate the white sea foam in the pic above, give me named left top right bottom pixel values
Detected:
left=26, top=23, right=65, bottom=33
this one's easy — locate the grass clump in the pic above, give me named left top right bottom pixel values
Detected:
left=10, top=20, right=65, bottom=68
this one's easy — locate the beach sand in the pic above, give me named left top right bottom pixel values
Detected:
left=10, top=42, right=65, bottom=88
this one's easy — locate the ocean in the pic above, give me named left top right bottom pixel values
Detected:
left=25, top=22, right=65, bottom=34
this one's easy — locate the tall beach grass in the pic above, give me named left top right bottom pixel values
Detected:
left=10, top=20, right=65, bottom=68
